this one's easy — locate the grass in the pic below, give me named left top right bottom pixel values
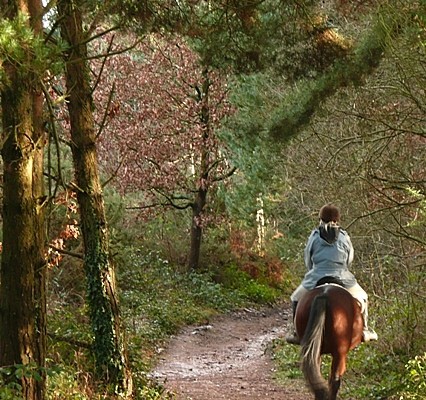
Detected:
left=271, top=338, right=425, bottom=400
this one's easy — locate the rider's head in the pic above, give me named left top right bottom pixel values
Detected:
left=319, top=204, right=340, bottom=223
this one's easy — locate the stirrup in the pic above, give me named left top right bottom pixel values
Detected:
left=362, top=329, right=378, bottom=342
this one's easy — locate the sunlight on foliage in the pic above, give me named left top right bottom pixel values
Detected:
left=405, top=187, right=426, bottom=228
left=0, top=12, right=63, bottom=87
left=396, top=353, right=426, bottom=400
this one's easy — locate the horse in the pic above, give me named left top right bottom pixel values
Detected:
left=294, top=278, right=363, bottom=400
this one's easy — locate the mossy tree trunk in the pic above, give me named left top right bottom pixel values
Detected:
left=0, top=1, right=47, bottom=399
left=57, top=0, right=132, bottom=395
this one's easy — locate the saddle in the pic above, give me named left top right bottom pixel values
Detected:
left=315, top=276, right=363, bottom=311
left=315, top=276, right=345, bottom=287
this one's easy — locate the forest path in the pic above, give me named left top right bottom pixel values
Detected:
left=151, top=304, right=310, bottom=399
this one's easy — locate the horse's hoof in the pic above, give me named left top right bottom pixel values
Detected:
left=285, top=334, right=300, bottom=345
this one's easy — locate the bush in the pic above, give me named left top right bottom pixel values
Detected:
left=396, top=353, right=426, bottom=400
left=218, top=263, right=281, bottom=303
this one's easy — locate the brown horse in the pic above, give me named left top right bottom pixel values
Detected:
left=295, top=281, right=363, bottom=400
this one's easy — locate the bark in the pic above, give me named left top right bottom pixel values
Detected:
left=189, top=187, right=208, bottom=270
left=57, top=0, right=132, bottom=395
left=188, top=69, right=210, bottom=270
left=0, top=1, right=47, bottom=399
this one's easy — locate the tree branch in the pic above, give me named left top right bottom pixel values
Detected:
left=48, top=332, right=91, bottom=349
left=49, top=244, right=84, bottom=260
left=268, top=9, right=405, bottom=141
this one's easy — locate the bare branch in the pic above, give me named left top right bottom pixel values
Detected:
left=49, top=245, right=84, bottom=260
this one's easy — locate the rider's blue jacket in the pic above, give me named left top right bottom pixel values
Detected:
left=301, top=228, right=357, bottom=290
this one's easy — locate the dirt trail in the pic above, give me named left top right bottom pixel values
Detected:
left=151, top=305, right=310, bottom=400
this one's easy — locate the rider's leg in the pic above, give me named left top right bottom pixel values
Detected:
left=347, top=283, right=378, bottom=342
left=285, top=285, right=308, bottom=344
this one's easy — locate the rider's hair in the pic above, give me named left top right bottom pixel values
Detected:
left=319, top=204, right=340, bottom=223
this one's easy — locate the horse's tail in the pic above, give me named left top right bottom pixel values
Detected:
left=301, top=294, right=329, bottom=399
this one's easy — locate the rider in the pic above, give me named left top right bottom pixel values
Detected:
left=286, top=204, right=378, bottom=344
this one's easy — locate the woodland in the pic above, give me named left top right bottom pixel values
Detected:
left=0, top=0, right=425, bottom=399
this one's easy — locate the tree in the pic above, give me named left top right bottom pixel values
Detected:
left=218, top=1, right=421, bottom=228
left=95, top=0, right=368, bottom=268
left=261, top=2, right=416, bottom=141
left=0, top=1, right=47, bottom=398
left=56, top=0, right=132, bottom=394
left=95, top=35, right=234, bottom=270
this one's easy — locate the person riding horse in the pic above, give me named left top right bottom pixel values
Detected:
left=286, top=204, right=378, bottom=345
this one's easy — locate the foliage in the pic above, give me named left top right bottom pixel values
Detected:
left=272, top=340, right=426, bottom=400
left=47, top=367, right=89, bottom=400
left=219, top=73, right=290, bottom=226
left=43, top=229, right=285, bottom=399
left=118, top=248, right=242, bottom=335
left=0, top=363, right=63, bottom=400
left=0, top=12, right=63, bottom=87
left=118, top=0, right=317, bottom=74
left=183, top=0, right=308, bottom=72
left=270, top=339, right=302, bottom=381
left=94, top=33, right=233, bottom=205
left=218, top=263, right=280, bottom=303
left=396, top=353, right=426, bottom=400
left=0, top=368, right=23, bottom=400
left=268, top=3, right=412, bottom=141
left=0, top=381, right=22, bottom=400
left=339, top=346, right=406, bottom=399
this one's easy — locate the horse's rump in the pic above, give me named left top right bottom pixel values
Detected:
left=295, top=284, right=363, bottom=400
left=296, top=284, right=362, bottom=354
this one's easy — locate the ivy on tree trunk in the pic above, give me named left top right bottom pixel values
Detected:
left=57, top=0, right=132, bottom=395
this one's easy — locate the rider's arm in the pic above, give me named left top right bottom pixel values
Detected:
left=304, top=230, right=316, bottom=270
left=344, top=231, right=354, bottom=268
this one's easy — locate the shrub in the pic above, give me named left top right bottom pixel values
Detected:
left=396, top=353, right=426, bottom=400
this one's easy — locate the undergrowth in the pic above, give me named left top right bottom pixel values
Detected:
left=272, top=339, right=426, bottom=400
left=41, top=244, right=285, bottom=400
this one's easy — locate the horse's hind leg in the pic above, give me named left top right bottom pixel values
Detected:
left=329, top=353, right=347, bottom=400
left=317, top=387, right=331, bottom=400
left=329, top=378, right=341, bottom=400
left=314, top=388, right=329, bottom=400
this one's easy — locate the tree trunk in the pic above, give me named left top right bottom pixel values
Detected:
left=0, top=1, right=47, bottom=399
left=57, top=0, right=132, bottom=395
left=189, top=188, right=208, bottom=270
left=188, top=69, right=211, bottom=270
